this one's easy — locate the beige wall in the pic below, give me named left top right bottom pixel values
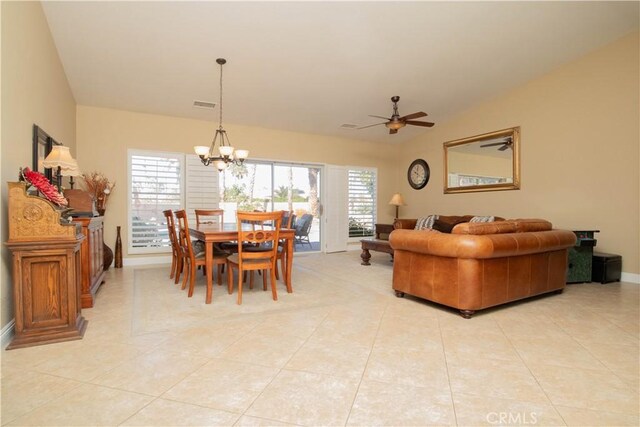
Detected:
left=1, top=2, right=77, bottom=328
left=76, top=105, right=399, bottom=255
left=398, top=32, right=640, bottom=274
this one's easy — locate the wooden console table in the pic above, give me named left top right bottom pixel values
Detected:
left=5, top=182, right=87, bottom=349
left=360, top=223, right=394, bottom=265
left=72, top=217, right=105, bottom=308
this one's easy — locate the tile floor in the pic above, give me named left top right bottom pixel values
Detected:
left=1, top=251, right=638, bottom=426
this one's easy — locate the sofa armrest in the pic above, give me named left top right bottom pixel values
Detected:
left=393, top=218, right=417, bottom=229
left=389, top=229, right=576, bottom=259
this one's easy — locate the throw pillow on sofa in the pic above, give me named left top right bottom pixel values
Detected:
left=433, top=218, right=468, bottom=233
left=470, top=215, right=495, bottom=223
left=415, top=215, right=439, bottom=230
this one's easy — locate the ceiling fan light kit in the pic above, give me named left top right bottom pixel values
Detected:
left=194, top=58, right=249, bottom=171
left=359, top=96, right=435, bottom=134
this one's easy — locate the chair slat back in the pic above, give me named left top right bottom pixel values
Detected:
left=175, top=210, right=195, bottom=259
left=195, top=209, right=224, bottom=226
left=237, top=211, right=282, bottom=264
left=163, top=209, right=180, bottom=255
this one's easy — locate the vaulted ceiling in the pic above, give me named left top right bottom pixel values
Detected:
left=42, top=1, right=639, bottom=143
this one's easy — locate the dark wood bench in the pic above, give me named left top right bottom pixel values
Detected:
left=360, top=223, right=394, bottom=265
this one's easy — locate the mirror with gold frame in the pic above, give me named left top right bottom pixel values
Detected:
left=443, top=126, right=520, bottom=194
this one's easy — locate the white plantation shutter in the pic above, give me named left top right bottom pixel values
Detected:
left=325, top=165, right=349, bottom=252
left=348, top=168, right=377, bottom=238
left=129, top=151, right=183, bottom=253
left=185, top=154, right=220, bottom=225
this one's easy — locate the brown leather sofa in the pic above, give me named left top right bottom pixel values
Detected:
left=390, top=216, right=576, bottom=318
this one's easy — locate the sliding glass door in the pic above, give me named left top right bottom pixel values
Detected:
left=219, top=161, right=322, bottom=252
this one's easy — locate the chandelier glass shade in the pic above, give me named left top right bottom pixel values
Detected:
left=194, top=58, right=249, bottom=171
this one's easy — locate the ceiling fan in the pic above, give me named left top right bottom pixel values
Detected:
left=359, top=96, right=435, bottom=134
left=480, top=137, right=513, bottom=151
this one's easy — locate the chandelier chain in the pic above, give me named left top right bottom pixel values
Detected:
left=218, top=61, right=223, bottom=129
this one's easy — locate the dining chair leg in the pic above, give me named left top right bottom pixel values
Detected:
left=169, top=255, right=176, bottom=279
left=270, top=268, right=278, bottom=301
left=262, top=269, right=267, bottom=291
left=227, top=263, right=233, bottom=295
left=181, top=259, right=189, bottom=290
left=175, top=257, right=183, bottom=285
left=274, top=262, right=280, bottom=280
left=280, top=257, right=286, bottom=282
left=188, top=263, right=196, bottom=298
left=237, top=269, right=243, bottom=305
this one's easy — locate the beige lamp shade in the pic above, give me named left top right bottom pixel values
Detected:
left=388, top=193, right=406, bottom=206
left=60, top=159, right=81, bottom=177
left=42, top=146, right=76, bottom=170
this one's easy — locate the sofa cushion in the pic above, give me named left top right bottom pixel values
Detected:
left=415, top=215, right=439, bottom=230
left=452, top=221, right=518, bottom=235
left=452, top=219, right=553, bottom=235
left=512, top=219, right=553, bottom=232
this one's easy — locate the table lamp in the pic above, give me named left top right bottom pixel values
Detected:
left=43, top=146, right=77, bottom=192
left=388, top=193, right=406, bottom=219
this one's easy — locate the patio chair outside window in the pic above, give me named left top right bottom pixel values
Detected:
left=294, top=213, right=313, bottom=248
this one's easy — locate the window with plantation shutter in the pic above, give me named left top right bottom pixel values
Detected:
left=348, top=168, right=377, bottom=238
left=129, top=151, right=183, bottom=254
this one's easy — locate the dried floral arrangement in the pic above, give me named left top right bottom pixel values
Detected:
left=81, top=171, right=115, bottom=214
left=21, top=167, right=68, bottom=207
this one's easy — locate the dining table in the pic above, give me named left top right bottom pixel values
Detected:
left=189, top=223, right=295, bottom=304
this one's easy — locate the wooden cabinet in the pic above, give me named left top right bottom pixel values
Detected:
left=73, top=217, right=105, bottom=308
left=5, top=182, right=87, bottom=349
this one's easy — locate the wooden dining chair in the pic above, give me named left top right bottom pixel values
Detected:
left=226, top=211, right=282, bottom=304
left=175, top=210, right=230, bottom=299
left=163, top=209, right=183, bottom=284
left=195, top=209, right=224, bottom=226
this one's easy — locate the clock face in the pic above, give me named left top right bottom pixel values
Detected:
left=408, top=159, right=430, bottom=189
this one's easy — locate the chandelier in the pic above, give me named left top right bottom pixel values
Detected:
left=194, top=58, right=248, bottom=171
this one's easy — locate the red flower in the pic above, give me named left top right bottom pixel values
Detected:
left=22, top=167, right=68, bottom=207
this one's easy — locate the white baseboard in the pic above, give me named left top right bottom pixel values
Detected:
left=621, top=272, right=640, bottom=284
left=1, top=320, right=15, bottom=349
left=123, top=255, right=172, bottom=267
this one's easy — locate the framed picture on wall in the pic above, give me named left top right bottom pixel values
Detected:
left=32, top=124, right=62, bottom=183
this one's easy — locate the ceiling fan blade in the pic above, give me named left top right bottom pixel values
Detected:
left=405, top=120, right=435, bottom=127
left=498, top=145, right=510, bottom=151
left=389, top=129, right=398, bottom=135
left=357, top=122, right=386, bottom=130
left=369, top=115, right=392, bottom=121
left=400, top=112, right=427, bottom=121
left=480, top=142, right=505, bottom=148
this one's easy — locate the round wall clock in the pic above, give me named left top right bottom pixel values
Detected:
left=408, top=159, right=430, bottom=190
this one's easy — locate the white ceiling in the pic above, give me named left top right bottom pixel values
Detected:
left=42, top=1, right=639, bottom=144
